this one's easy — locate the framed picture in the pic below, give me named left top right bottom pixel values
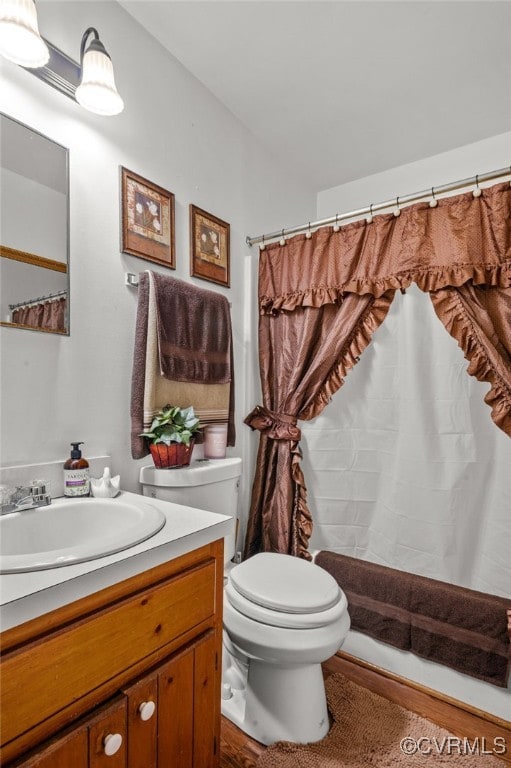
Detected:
left=189, top=205, right=230, bottom=287
left=120, top=167, right=175, bottom=269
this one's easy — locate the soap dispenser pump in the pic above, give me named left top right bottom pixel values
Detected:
left=64, top=442, right=90, bottom=497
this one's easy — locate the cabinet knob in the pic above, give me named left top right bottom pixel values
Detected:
left=138, top=700, right=156, bottom=721
left=103, top=732, right=123, bottom=756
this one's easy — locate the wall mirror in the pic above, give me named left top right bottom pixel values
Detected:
left=0, top=113, right=69, bottom=335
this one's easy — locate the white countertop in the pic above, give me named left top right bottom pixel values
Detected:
left=0, top=491, right=231, bottom=632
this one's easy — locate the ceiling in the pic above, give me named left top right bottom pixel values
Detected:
left=120, top=1, right=511, bottom=192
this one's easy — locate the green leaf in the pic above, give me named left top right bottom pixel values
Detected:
left=143, top=404, right=200, bottom=444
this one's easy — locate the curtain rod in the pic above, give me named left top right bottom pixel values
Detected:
left=245, top=165, right=511, bottom=247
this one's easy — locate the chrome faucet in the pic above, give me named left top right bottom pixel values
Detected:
left=0, top=481, right=51, bottom=515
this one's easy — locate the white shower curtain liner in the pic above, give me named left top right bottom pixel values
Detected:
left=302, top=284, right=510, bottom=599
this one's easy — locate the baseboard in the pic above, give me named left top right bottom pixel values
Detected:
left=326, top=651, right=511, bottom=764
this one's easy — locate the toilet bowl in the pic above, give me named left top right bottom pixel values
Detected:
left=222, top=552, right=350, bottom=745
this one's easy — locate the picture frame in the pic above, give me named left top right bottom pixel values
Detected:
left=120, top=167, right=175, bottom=269
left=189, top=204, right=230, bottom=287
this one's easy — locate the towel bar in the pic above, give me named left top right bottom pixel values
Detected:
left=125, top=272, right=232, bottom=305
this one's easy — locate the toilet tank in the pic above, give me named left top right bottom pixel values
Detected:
left=139, top=457, right=242, bottom=564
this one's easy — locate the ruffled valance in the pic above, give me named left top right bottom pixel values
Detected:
left=259, top=182, right=511, bottom=313
left=430, top=284, right=511, bottom=436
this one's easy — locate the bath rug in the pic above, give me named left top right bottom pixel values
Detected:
left=256, top=674, right=505, bottom=767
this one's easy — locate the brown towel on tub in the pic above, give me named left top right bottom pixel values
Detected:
left=131, top=272, right=235, bottom=459
left=315, top=550, right=511, bottom=688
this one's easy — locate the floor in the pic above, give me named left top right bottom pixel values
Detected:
left=218, top=654, right=511, bottom=768
left=220, top=715, right=265, bottom=768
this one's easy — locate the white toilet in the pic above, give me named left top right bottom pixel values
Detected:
left=139, top=456, right=350, bottom=746
left=139, top=456, right=242, bottom=568
left=222, top=553, right=350, bottom=745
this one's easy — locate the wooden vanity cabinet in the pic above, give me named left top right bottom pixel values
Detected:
left=6, top=729, right=89, bottom=768
left=1, top=540, right=223, bottom=768
left=8, top=697, right=127, bottom=768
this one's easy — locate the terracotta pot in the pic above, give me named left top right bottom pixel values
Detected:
left=149, top=440, right=195, bottom=469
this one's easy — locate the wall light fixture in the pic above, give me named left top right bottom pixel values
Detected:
left=75, top=27, right=124, bottom=116
left=0, top=0, right=49, bottom=67
left=0, top=0, right=124, bottom=116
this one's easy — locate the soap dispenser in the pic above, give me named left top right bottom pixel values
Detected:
left=64, top=442, right=90, bottom=497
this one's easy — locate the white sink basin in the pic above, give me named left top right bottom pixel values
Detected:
left=0, top=497, right=166, bottom=573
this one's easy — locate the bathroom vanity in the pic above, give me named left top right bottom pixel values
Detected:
left=0, top=492, right=231, bottom=767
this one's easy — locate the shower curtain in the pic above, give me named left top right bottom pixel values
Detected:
left=12, top=295, right=67, bottom=332
left=302, top=285, right=511, bottom=597
left=244, top=182, right=511, bottom=564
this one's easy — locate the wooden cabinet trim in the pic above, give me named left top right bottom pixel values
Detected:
left=1, top=543, right=216, bottom=653
left=6, top=726, right=89, bottom=768
left=0, top=245, right=68, bottom=273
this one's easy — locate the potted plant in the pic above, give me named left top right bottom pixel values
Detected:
left=140, top=405, right=201, bottom=468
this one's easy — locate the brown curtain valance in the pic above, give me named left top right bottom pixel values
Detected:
left=259, top=182, right=511, bottom=313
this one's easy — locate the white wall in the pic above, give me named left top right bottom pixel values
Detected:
left=318, top=131, right=511, bottom=217
left=0, top=1, right=315, bottom=545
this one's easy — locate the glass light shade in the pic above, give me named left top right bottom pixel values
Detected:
left=75, top=48, right=124, bottom=116
left=0, top=0, right=49, bottom=67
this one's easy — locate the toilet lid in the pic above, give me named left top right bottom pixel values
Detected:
left=225, top=581, right=347, bottom=629
left=229, top=553, right=341, bottom=614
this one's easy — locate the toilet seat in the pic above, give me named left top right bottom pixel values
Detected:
left=226, top=552, right=344, bottom=629
left=225, top=581, right=347, bottom=629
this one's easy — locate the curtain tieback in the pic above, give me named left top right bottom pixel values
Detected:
left=244, top=405, right=301, bottom=441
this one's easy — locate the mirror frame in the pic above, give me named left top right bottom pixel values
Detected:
left=0, top=113, right=70, bottom=336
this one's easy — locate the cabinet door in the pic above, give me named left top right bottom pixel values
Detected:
left=157, top=648, right=194, bottom=768
left=123, top=672, right=158, bottom=768
left=88, top=697, right=127, bottom=768
left=193, top=631, right=220, bottom=768
left=9, top=729, right=88, bottom=768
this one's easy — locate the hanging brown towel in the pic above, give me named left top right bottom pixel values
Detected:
left=151, top=271, right=232, bottom=384
left=131, top=272, right=235, bottom=460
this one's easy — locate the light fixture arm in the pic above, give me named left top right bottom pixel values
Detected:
left=79, top=27, right=110, bottom=65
